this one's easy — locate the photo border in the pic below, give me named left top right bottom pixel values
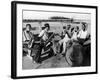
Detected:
left=11, top=1, right=98, bottom=79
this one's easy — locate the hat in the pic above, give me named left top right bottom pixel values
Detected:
left=63, top=26, right=66, bottom=29
left=41, top=26, right=45, bottom=30
left=44, top=23, right=50, bottom=30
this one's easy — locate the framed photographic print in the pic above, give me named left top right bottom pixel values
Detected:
left=11, top=1, right=98, bottom=79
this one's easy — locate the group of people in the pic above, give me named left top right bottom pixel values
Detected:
left=58, top=22, right=89, bottom=55
left=23, top=23, right=50, bottom=43
left=23, top=23, right=51, bottom=58
left=23, top=22, right=90, bottom=63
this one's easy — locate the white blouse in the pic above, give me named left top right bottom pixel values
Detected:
left=78, top=30, right=87, bottom=39
left=38, top=30, right=48, bottom=41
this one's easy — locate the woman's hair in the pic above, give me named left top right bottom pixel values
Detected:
left=26, top=24, right=32, bottom=29
left=71, top=27, right=74, bottom=32
left=44, top=23, right=50, bottom=30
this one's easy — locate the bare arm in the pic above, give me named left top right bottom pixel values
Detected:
left=38, top=30, right=44, bottom=37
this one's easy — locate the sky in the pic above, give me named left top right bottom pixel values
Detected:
left=23, top=10, right=91, bottom=20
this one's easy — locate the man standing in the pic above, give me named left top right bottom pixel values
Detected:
left=23, top=24, right=33, bottom=42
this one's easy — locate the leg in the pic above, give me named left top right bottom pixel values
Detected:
left=62, top=42, right=66, bottom=54
left=58, top=39, right=64, bottom=53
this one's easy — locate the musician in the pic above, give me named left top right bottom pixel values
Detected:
left=34, top=23, right=50, bottom=63
left=71, top=26, right=79, bottom=41
left=23, top=24, right=33, bottom=41
left=23, top=24, right=33, bottom=56
left=61, top=25, right=71, bottom=38
left=58, top=25, right=71, bottom=55
left=38, top=23, right=50, bottom=41
left=77, top=22, right=88, bottom=45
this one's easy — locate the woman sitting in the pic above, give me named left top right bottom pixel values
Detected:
left=58, top=26, right=71, bottom=55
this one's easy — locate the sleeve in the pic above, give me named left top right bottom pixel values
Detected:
left=66, top=31, right=71, bottom=38
left=38, top=30, right=44, bottom=37
left=85, top=31, right=88, bottom=39
left=30, top=31, right=33, bottom=39
left=23, top=31, right=26, bottom=41
left=77, top=30, right=81, bottom=38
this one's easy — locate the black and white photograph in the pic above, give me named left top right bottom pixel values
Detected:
left=11, top=1, right=97, bottom=79
left=22, top=10, right=91, bottom=69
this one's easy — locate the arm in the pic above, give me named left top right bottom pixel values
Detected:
left=77, top=30, right=81, bottom=38
left=85, top=33, right=90, bottom=41
left=38, top=30, right=44, bottom=37
left=66, top=31, right=71, bottom=38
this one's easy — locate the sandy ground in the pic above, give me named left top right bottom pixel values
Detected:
left=22, top=54, right=70, bottom=70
